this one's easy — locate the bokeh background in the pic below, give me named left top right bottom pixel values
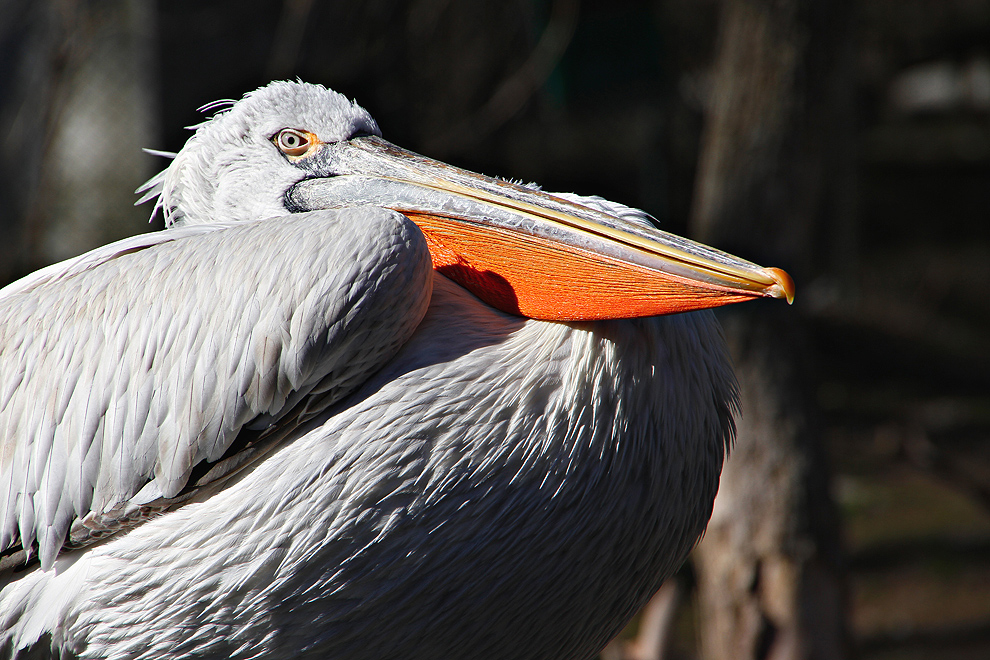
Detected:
left=1, top=1, right=988, bottom=658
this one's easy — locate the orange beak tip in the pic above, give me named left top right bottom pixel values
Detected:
left=765, top=267, right=795, bottom=305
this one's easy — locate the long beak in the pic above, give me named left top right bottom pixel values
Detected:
left=287, top=135, right=794, bottom=321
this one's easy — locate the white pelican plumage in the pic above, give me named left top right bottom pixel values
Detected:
left=0, top=81, right=792, bottom=659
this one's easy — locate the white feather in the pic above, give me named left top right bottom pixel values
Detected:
left=2, top=277, right=734, bottom=660
left=0, top=80, right=738, bottom=660
left=0, top=207, right=432, bottom=570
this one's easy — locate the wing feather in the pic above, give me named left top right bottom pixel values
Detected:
left=0, top=207, right=432, bottom=569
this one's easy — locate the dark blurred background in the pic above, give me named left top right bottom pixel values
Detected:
left=1, top=1, right=988, bottom=659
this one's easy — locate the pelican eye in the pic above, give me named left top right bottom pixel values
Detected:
left=274, top=128, right=316, bottom=158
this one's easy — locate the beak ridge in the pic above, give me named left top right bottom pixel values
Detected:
left=287, top=136, right=794, bottom=321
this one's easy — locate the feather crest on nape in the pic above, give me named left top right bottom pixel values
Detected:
left=134, top=148, right=185, bottom=226
left=142, top=148, right=177, bottom=160
left=197, top=98, right=237, bottom=115
left=134, top=170, right=166, bottom=224
left=134, top=150, right=176, bottom=226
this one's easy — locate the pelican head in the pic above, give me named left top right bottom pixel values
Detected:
left=141, top=81, right=793, bottom=320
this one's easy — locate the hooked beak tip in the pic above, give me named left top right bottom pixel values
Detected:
left=764, top=267, right=795, bottom=304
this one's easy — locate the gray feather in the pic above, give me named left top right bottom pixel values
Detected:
left=0, top=207, right=432, bottom=569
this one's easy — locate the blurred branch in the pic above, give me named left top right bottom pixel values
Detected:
left=422, top=0, right=579, bottom=156
left=847, top=536, right=990, bottom=571
left=857, top=620, right=990, bottom=657
left=901, top=422, right=990, bottom=514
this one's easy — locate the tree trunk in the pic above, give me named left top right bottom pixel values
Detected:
left=0, top=0, right=159, bottom=285
left=689, top=0, right=854, bottom=659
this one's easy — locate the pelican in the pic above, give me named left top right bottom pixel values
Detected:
left=0, top=81, right=793, bottom=659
